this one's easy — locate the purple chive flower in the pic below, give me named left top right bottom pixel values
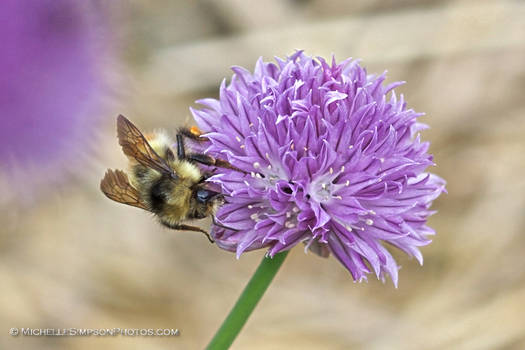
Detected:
left=191, top=51, right=445, bottom=286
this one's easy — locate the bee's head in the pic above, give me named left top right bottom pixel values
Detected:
left=190, top=187, right=224, bottom=219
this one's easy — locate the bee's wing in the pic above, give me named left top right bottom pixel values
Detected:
left=100, top=169, right=149, bottom=210
left=117, top=115, right=178, bottom=179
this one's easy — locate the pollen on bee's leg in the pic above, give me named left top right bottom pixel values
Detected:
left=190, top=126, right=202, bottom=137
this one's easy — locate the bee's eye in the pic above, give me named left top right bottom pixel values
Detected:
left=196, top=189, right=212, bottom=203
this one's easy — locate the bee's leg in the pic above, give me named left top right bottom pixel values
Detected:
left=176, top=127, right=208, bottom=160
left=176, top=128, right=246, bottom=174
left=176, top=134, right=186, bottom=159
left=186, top=153, right=246, bottom=173
left=178, top=127, right=209, bottom=143
left=163, top=221, right=214, bottom=243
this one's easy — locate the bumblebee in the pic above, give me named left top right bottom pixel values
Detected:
left=100, top=115, right=240, bottom=242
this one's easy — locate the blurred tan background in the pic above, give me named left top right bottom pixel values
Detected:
left=2, top=0, right=525, bottom=349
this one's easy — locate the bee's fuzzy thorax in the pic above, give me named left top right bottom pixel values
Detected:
left=171, top=160, right=201, bottom=183
left=147, top=132, right=201, bottom=183
left=145, top=130, right=173, bottom=150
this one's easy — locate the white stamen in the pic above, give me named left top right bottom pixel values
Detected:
left=321, top=183, right=327, bottom=190
left=349, top=145, right=354, bottom=149
left=250, top=213, right=259, bottom=221
left=292, top=206, right=300, bottom=213
left=267, top=164, right=272, bottom=170
left=235, top=136, right=241, bottom=142
left=304, top=147, right=308, bottom=151
left=285, top=221, right=296, bottom=229
left=369, top=210, right=376, bottom=215
left=329, top=167, right=334, bottom=174
left=249, top=123, right=254, bottom=127
left=248, top=205, right=253, bottom=209
left=265, top=152, right=270, bottom=159
left=251, top=172, right=256, bottom=178
left=244, top=180, right=250, bottom=187
left=365, top=219, right=374, bottom=226
left=345, top=180, right=350, bottom=186
left=240, top=145, right=245, bottom=149
left=334, top=195, right=343, bottom=200
left=340, top=165, right=345, bottom=172
left=286, top=211, right=292, bottom=218
left=379, top=158, right=385, bottom=163
left=290, top=143, right=295, bottom=150
left=345, top=225, right=353, bottom=232
left=253, top=162, right=260, bottom=169
left=255, top=173, right=263, bottom=178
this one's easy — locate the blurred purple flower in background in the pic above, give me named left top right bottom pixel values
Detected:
left=0, top=0, right=108, bottom=193
left=191, top=51, right=445, bottom=286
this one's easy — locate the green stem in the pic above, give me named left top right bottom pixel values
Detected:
left=206, top=250, right=290, bottom=350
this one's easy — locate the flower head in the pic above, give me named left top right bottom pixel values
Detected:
left=191, top=51, right=445, bottom=286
